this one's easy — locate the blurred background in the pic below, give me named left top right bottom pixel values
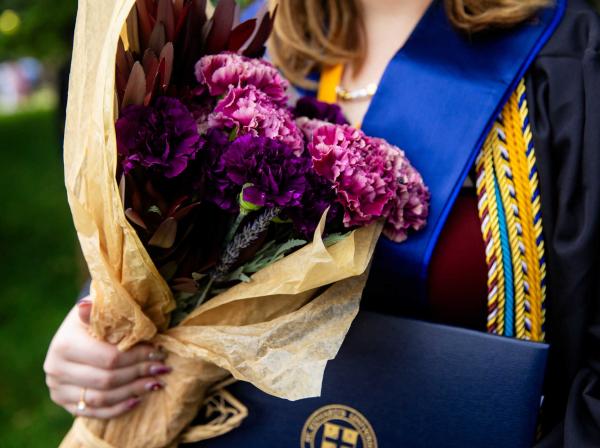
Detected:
left=0, top=0, right=81, bottom=446
left=1, top=0, right=599, bottom=447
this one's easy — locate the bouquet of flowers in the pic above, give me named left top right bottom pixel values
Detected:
left=61, top=0, right=429, bottom=447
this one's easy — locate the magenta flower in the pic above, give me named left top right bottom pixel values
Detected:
left=116, top=97, right=200, bottom=178
left=209, top=85, right=304, bottom=154
left=195, top=53, right=289, bottom=106
left=383, top=160, right=430, bottom=242
left=305, top=120, right=429, bottom=239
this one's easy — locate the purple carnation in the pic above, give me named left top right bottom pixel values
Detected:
left=294, top=97, right=349, bottom=125
left=209, top=85, right=304, bottom=154
left=116, top=97, right=200, bottom=178
left=286, top=170, right=339, bottom=237
left=194, top=128, right=231, bottom=203
left=195, top=53, right=289, bottom=106
left=203, top=133, right=311, bottom=212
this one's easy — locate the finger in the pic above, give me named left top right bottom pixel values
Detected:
left=63, top=338, right=166, bottom=369
left=65, top=396, right=143, bottom=420
left=77, top=298, right=92, bottom=325
left=49, top=360, right=171, bottom=390
left=53, top=377, right=165, bottom=409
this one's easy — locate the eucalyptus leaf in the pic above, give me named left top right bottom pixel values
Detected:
left=243, top=238, right=307, bottom=274
left=191, top=272, right=207, bottom=281
left=323, top=232, right=351, bottom=247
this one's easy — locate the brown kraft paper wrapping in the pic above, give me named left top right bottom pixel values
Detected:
left=61, top=0, right=383, bottom=446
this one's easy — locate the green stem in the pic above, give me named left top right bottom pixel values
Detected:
left=195, top=275, right=215, bottom=308
left=224, top=211, right=247, bottom=246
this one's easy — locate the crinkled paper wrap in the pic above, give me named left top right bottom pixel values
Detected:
left=61, top=0, right=383, bottom=446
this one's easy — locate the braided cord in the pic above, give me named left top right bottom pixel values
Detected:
left=494, top=176, right=516, bottom=337
left=476, top=134, right=506, bottom=335
left=518, top=80, right=547, bottom=341
left=477, top=79, right=547, bottom=342
left=503, top=82, right=543, bottom=341
left=491, top=119, right=532, bottom=340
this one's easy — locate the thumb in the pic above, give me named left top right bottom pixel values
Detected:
left=77, top=298, right=92, bottom=325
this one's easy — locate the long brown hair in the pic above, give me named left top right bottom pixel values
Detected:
left=268, top=0, right=553, bottom=89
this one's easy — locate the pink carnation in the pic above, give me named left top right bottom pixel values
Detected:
left=209, top=85, right=304, bottom=154
left=380, top=143, right=430, bottom=242
left=305, top=121, right=429, bottom=240
left=195, top=53, right=289, bottom=106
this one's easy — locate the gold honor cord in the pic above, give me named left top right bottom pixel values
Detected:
left=477, top=132, right=506, bottom=336
left=477, top=79, right=547, bottom=342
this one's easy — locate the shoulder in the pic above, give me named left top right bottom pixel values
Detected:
left=538, top=0, right=600, bottom=59
left=527, top=0, right=600, bottom=123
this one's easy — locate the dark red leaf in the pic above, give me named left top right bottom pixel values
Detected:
left=148, top=217, right=178, bottom=249
left=157, top=0, right=176, bottom=42
left=119, top=174, right=126, bottom=206
left=171, top=277, right=199, bottom=293
left=116, top=39, right=130, bottom=103
left=205, top=0, right=236, bottom=54
left=166, top=195, right=190, bottom=217
left=116, top=38, right=129, bottom=76
left=122, top=61, right=146, bottom=108
left=145, top=179, right=169, bottom=212
left=242, top=6, right=277, bottom=58
left=227, top=19, right=256, bottom=52
left=149, top=22, right=166, bottom=56
left=135, top=0, right=154, bottom=50
left=125, top=49, right=135, bottom=71
left=173, top=0, right=185, bottom=18
left=177, top=0, right=208, bottom=83
left=174, top=1, right=191, bottom=39
left=172, top=202, right=202, bottom=221
left=125, top=208, right=148, bottom=230
left=125, top=6, right=141, bottom=55
left=159, top=42, right=174, bottom=90
left=142, top=48, right=158, bottom=76
left=144, top=58, right=165, bottom=105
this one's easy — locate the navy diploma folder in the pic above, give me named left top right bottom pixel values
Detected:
left=196, top=312, right=548, bottom=448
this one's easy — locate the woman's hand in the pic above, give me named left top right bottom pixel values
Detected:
left=44, top=298, right=171, bottom=419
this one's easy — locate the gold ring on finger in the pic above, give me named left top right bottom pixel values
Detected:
left=77, top=387, right=87, bottom=412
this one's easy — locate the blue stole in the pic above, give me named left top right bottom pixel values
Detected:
left=241, top=0, right=565, bottom=308
left=359, top=0, right=565, bottom=309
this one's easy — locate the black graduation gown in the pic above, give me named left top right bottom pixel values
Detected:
left=521, top=0, right=599, bottom=445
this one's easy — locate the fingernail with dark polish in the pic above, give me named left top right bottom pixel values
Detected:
left=145, top=381, right=165, bottom=392
left=149, top=365, right=172, bottom=376
left=126, top=398, right=141, bottom=410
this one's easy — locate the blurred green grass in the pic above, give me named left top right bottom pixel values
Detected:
left=0, top=108, right=79, bottom=447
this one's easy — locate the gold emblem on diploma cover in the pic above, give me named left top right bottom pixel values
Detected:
left=301, top=404, right=378, bottom=448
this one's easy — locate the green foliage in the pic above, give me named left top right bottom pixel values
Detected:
left=0, top=0, right=77, bottom=61
left=210, top=236, right=307, bottom=285
left=0, top=108, right=79, bottom=446
left=323, top=232, right=351, bottom=247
